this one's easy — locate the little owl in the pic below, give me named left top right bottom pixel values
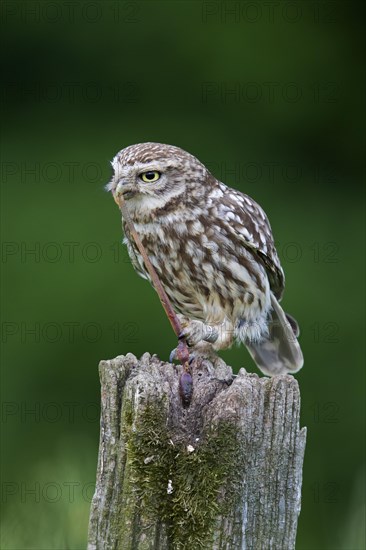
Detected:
left=107, top=142, right=303, bottom=376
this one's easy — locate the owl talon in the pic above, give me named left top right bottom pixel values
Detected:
left=169, top=347, right=196, bottom=365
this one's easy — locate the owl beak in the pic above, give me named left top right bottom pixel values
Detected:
left=113, top=192, right=121, bottom=206
left=114, top=181, right=137, bottom=202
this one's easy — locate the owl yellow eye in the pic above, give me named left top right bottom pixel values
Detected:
left=140, top=171, right=161, bottom=183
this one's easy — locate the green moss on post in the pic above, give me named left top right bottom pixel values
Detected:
left=126, top=404, right=240, bottom=548
left=88, top=353, right=306, bottom=550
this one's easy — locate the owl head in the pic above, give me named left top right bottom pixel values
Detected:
left=107, top=142, right=209, bottom=214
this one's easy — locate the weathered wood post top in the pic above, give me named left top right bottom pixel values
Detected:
left=88, top=352, right=306, bottom=550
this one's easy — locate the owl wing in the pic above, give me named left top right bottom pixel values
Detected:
left=216, top=185, right=285, bottom=299
left=216, top=184, right=303, bottom=374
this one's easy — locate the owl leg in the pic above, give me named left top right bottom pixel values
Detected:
left=179, top=319, right=219, bottom=347
left=179, top=317, right=235, bottom=350
left=169, top=317, right=218, bottom=363
left=169, top=317, right=235, bottom=363
left=211, top=318, right=236, bottom=350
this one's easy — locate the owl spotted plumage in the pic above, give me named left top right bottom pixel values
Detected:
left=107, top=142, right=303, bottom=376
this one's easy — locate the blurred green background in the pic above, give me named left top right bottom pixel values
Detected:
left=1, top=1, right=364, bottom=548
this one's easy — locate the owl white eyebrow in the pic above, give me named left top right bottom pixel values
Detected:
left=131, top=161, right=177, bottom=174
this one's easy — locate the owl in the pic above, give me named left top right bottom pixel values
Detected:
left=107, top=142, right=303, bottom=376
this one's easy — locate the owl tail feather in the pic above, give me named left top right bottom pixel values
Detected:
left=245, top=293, right=304, bottom=376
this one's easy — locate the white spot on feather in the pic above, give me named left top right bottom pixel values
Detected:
left=210, top=187, right=224, bottom=199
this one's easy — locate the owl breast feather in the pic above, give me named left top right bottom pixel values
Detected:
left=123, top=216, right=271, bottom=325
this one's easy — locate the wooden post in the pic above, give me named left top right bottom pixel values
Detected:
left=88, top=352, right=306, bottom=550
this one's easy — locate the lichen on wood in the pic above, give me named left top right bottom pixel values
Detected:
left=88, top=352, right=306, bottom=550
